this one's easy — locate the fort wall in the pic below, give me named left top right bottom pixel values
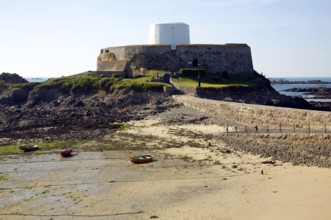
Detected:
left=99, top=44, right=254, bottom=74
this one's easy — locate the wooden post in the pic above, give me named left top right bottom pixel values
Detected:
left=279, top=124, right=282, bottom=133
left=325, top=124, right=327, bottom=133
left=293, top=124, right=296, bottom=133
left=308, top=124, right=310, bottom=134
left=245, top=126, right=248, bottom=133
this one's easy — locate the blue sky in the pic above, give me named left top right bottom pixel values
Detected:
left=0, top=0, right=330, bottom=78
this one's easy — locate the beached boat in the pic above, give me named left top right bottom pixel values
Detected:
left=130, top=155, right=153, bottom=163
left=60, top=149, right=73, bottom=157
left=19, top=145, right=39, bottom=152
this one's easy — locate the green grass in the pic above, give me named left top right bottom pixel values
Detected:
left=171, top=71, right=268, bottom=88
left=172, top=77, right=251, bottom=88
left=35, top=72, right=169, bottom=94
left=0, top=145, right=20, bottom=154
left=2, top=70, right=171, bottom=95
left=0, top=174, right=9, bottom=182
left=113, top=78, right=167, bottom=92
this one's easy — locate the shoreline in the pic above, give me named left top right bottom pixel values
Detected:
left=1, top=95, right=331, bottom=167
left=1, top=107, right=331, bottom=219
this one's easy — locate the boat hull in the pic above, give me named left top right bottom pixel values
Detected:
left=19, top=145, right=39, bottom=152
left=60, top=149, right=73, bottom=157
left=130, top=155, right=153, bottom=163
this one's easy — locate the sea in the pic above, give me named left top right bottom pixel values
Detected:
left=269, top=77, right=331, bottom=102
left=25, top=77, right=48, bottom=83
left=24, top=77, right=331, bottom=102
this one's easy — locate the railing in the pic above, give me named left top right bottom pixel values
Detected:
left=224, top=123, right=331, bottom=134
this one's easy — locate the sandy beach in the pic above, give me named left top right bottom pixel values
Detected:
left=1, top=106, right=331, bottom=220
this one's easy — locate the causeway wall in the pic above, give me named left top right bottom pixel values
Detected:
left=173, top=95, right=331, bottom=129
left=174, top=95, right=331, bottom=167
left=100, top=44, right=254, bottom=74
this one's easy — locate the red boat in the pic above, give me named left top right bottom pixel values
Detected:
left=60, top=149, right=73, bottom=157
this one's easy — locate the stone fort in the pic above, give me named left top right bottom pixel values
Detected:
left=96, top=22, right=254, bottom=76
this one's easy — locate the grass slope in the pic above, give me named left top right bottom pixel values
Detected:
left=172, top=71, right=266, bottom=88
left=35, top=71, right=169, bottom=93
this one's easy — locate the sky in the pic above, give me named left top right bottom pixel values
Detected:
left=0, top=0, right=330, bottom=78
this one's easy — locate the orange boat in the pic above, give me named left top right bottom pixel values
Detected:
left=60, top=149, right=73, bottom=157
left=130, top=155, right=153, bottom=163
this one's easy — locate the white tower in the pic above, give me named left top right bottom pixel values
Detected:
left=148, top=22, right=190, bottom=49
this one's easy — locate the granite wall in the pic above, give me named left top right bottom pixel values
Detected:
left=99, top=44, right=254, bottom=75
left=173, top=95, right=331, bottom=130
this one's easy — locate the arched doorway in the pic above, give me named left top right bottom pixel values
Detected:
left=192, top=59, right=198, bottom=67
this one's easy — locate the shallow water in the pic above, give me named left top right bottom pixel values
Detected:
left=269, top=77, right=331, bottom=102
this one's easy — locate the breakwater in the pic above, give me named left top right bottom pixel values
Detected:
left=173, top=95, right=331, bottom=130
left=173, top=95, right=331, bottom=167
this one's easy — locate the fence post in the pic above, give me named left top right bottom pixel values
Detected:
left=255, top=125, right=258, bottom=133
left=325, top=124, right=327, bottom=133
left=245, top=126, right=248, bottom=133
left=308, top=124, right=310, bottom=134
left=267, top=124, right=269, bottom=133
left=226, top=124, right=228, bottom=133
left=279, top=124, right=282, bottom=133
left=293, top=124, right=296, bottom=133
left=235, top=126, right=237, bottom=133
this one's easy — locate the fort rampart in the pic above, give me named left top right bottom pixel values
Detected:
left=99, top=44, right=254, bottom=74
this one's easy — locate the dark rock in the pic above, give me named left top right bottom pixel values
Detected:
left=0, top=90, right=173, bottom=145
left=0, top=72, right=28, bottom=84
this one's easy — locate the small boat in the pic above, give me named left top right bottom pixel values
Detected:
left=19, top=145, right=39, bottom=152
left=60, top=149, right=73, bottom=157
left=130, top=155, right=153, bottom=164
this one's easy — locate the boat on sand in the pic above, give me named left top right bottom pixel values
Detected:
left=19, top=145, right=39, bottom=152
left=130, top=155, right=153, bottom=163
left=60, top=149, right=73, bottom=157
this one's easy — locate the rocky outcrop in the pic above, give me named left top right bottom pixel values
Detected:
left=196, top=86, right=314, bottom=109
left=0, top=90, right=173, bottom=145
left=0, top=85, right=34, bottom=105
left=0, top=72, right=28, bottom=84
left=221, top=133, right=331, bottom=168
left=170, top=72, right=316, bottom=110
left=0, top=72, right=174, bottom=145
left=284, top=87, right=331, bottom=98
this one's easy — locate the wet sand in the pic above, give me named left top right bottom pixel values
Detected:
left=1, top=117, right=331, bottom=219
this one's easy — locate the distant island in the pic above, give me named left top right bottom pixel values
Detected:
left=270, top=79, right=331, bottom=84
